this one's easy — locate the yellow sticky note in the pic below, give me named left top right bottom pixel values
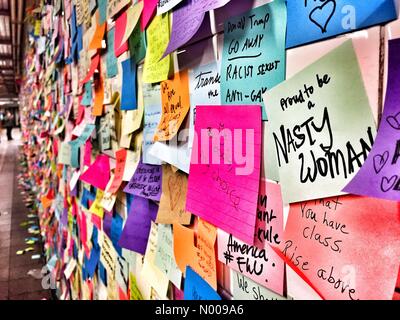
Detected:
left=143, top=14, right=171, bottom=84
left=89, top=189, right=105, bottom=218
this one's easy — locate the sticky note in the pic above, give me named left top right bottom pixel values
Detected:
left=184, top=266, right=221, bottom=300
left=189, top=61, right=221, bottom=152
left=192, top=218, right=217, bottom=290
left=121, top=1, right=144, bottom=45
left=344, top=38, right=400, bottom=201
left=81, top=54, right=100, bottom=85
left=107, top=0, right=131, bottom=19
left=108, top=149, right=127, bottom=194
left=153, top=70, right=190, bottom=141
left=143, top=83, right=162, bottom=165
left=80, top=154, right=110, bottom=190
left=118, top=196, right=159, bottom=255
left=286, top=0, right=397, bottom=48
left=114, top=11, right=129, bottom=57
left=277, top=195, right=400, bottom=300
left=88, top=12, right=105, bottom=50
left=186, top=105, right=262, bottom=244
left=140, top=222, right=170, bottom=298
left=141, top=0, right=158, bottom=31
left=173, top=223, right=198, bottom=275
left=221, top=1, right=286, bottom=120
left=81, top=81, right=93, bottom=106
left=142, top=14, right=171, bottom=84
left=154, top=223, right=182, bottom=289
left=120, top=58, right=137, bottom=110
left=217, top=229, right=283, bottom=295
left=124, top=160, right=162, bottom=201
left=263, top=41, right=376, bottom=203
left=231, top=270, right=287, bottom=300
left=156, top=164, right=192, bottom=225
left=106, top=28, right=118, bottom=78
left=163, top=0, right=231, bottom=58
left=129, top=23, right=147, bottom=63
left=157, top=0, right=183, bottom=15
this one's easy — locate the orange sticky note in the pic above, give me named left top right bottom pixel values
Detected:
left=154, top=70, right=190, bottom=141
left=41, top=196, right=53, bottom=209
left=108, top=149, right=127, bottom=194
left=89, top=12, right=106, bottom=50
left=173, top=223, right=198, bottom=275
left=93, top=74, right=104, bottom=116
left=193, top=218, right=218, bottom=290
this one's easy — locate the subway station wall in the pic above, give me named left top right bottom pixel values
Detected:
left=19, top=0, right=400, bottom=300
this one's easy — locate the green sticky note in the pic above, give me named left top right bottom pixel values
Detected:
left=129, top=23, right=146, bottom=64
left=264, top=41, right=376, bottom=203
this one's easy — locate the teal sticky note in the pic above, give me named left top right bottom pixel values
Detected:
left=106, top=28, right=118, bottom=78
left=221, top=0, right=287, bottom=120
left=98, top=0, right=108, bottom=25
left=128, top=23, right=146, bottom=64
left=81, top=81, right=92, bottom=106
left=68, top=140, right=81, bottom=168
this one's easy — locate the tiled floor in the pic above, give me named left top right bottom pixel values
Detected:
left=0, top=129, right=51, bottom=300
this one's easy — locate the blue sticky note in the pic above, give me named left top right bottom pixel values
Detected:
left=98, top=0, right=108, bottom=25
left=121, top=57, right=137, bottom=110
left=85, top=227, right=101, bottom=278
left=111, top=213, right=123, bottom=256
left=106, top=28, right=118, bottom=78
left=184, top=267, right=221, bottom=300
left=82, top=81, right=93, bottom=106
left=220, top=1, right=287, bottom=120
left=286, top=0, right=398, bottom=48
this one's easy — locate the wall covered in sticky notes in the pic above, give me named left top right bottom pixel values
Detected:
left=19, top=0, right=400, bottom=301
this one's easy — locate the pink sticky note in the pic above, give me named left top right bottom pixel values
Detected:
left=217, top=229, right=284, bottom=295
left=84, top=140, right=92, bottom=167
left=80, top=154, right=110, bottom=190
left=186, top=105, right=262, bottom=244
left=141, top=0, right=158, bottom=31
left=277, top=195, right=400, bottom=300
left=114, top=12, right=129, bottom=57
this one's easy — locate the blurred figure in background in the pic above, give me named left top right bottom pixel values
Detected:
left=0, top=110, right=3, bottom=142
left=4, top=111, right=14, bottom=141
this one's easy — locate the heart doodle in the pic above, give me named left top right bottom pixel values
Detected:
left=309, top=0, right=337, bottom=33
left=373, top=151, right=390, bottom=174
left=386, top=111, right=400, bottom=130
left=168, top=174, right=183, bottom=211
left=380, top=175, right=398, bottom=193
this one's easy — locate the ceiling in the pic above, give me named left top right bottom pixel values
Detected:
left=0, top=0, right=25, bottom=108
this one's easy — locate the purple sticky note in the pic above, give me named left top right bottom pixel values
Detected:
left=162, top=0, right=231, bottom=58
left=118, top=196, right=159, bottom=255
left=124, top=161, right=162, bottom=202
left=343, top=38, right=400, bottom=201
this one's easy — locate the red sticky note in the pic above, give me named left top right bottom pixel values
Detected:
left=81, top=54, right=100, bottom=85
left=108, top=149, right=127, bottom=194
left=277, top=195, right=400, bottom=300
left=114, top=12, right=129, bottom=57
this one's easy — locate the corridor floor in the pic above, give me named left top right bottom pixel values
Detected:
left=0, top=129, right=51, bottom=300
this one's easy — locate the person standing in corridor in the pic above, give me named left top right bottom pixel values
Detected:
left=4, top=111, right=14, bottom=141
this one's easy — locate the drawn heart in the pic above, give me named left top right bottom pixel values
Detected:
left=168, top=173, right=183, bottom=211
left=373, top=151, right=390, bottom=174
left=380, top=175, right=398, bottom=193
left=309, top=0, right=337, bottom=33
left=386, top=112, right=400, bottom=130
